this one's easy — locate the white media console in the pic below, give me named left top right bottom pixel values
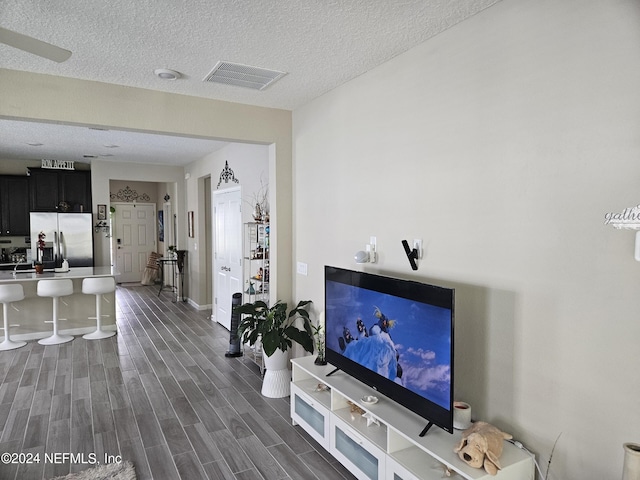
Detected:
left=291, top=356, right=533, bottom=480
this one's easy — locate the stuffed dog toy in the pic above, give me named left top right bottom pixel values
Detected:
left=453, top=421, right=512, bottom=476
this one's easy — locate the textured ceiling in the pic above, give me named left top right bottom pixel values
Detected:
left=0, top=0, right=500, bottom=165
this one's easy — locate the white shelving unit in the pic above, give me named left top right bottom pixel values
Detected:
left=242, top=222, right=269, bottom=374
left=291, top=356, right=534, bottom=480
left=243, top=222, right=269, bottom=304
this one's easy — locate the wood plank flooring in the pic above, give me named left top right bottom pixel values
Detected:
left=0, top=285, right=356, bottom=480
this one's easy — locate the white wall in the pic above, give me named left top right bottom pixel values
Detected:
left=0, top=69, right=294, bottom=306
left=184, top=142, right=269, bottom=307
left=292, top=0, right=640, bottom=478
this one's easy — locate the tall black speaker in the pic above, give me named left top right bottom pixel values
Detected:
left=225, top=292, right=243, bottom=357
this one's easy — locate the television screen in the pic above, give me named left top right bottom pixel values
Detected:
left=325, top=266, right=455, bottom=434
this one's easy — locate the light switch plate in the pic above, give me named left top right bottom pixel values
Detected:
left=297, top=262, right=308, bottom=275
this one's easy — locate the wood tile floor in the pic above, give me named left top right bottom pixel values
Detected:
left=0, top=284, right=356, bottom=480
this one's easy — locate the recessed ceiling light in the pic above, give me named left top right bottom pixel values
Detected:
left=27, top=142, right=43, bottom=147
left=103, top=144, right=119, bottom=148
left=154, top=69, right=181, bottom=80
left=83, top=154, right=98, bottom=159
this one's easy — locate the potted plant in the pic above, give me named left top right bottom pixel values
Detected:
left=235, top=299, right=315, bottom=397
left=235, top=299, right=314, bottom=357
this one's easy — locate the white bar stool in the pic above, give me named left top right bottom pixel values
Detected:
left=37, top=279, right=74, bottom=345
left=82, top=277, right=116, bottom=340
left=0, top=284, right=27, bottom=351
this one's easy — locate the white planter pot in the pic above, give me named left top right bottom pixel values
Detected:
left=623, top=443, right=640, bottom=480
left=261, top=348, right=290, bottom=398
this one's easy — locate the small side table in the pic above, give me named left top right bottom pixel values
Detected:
left=157, top=257, right=177, bottom=301
left=157, top=252, right=187, bottom=302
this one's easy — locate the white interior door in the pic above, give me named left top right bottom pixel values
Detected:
left=213, top=187, right=242, bottom=330
left=112, top=203, right=157, bottom=283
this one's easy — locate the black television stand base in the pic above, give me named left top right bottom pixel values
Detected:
left=326, top=367, right=341, bottom=377
left=419, top=422, right=434, bottom=437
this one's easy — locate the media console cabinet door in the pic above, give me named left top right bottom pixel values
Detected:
left=330, top=415, right=386, bottom=480
left=291, top=383, right=331, bottom=449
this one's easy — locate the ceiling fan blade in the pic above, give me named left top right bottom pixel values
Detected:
left=0, top=27, right=71, bottom=63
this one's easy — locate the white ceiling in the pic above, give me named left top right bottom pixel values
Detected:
left=0, top=0, right=500, bottom=166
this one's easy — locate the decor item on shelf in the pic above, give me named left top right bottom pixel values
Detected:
left=248, top=177, right=269, bottom=223
left=167, top=245, right=177, bottom=258
left=253, top=203, right=264, bottom=223
left=235, top=299, right=314, bottom=398
left=34, top=231, right=45, bottom=273
left=312, top=318, right=327, bottom=365
left=431, top=462, right=454, bottom=478
left=362, top=411, right=380, bottom=427
left=623, top=443, right=640, bottom=480
left=454, top=421, right=513, bottom=476
left=347, top=400, right=366, bottom=420
left=453, top=401, right=472, bottom=430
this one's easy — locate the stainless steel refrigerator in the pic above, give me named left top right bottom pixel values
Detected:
left=30, top=213, right=94, bottom=268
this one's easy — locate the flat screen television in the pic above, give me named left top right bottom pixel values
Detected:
left=324, top=265, right=455, bottom=435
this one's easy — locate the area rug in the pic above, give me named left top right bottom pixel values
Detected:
left=51, top=461, right=136, bottom=480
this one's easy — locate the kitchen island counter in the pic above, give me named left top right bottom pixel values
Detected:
left=0, top=267, right=119, bottom=341
left=0, top=267, right=116, bottom=282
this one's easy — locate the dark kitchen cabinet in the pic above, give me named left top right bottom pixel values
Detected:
left=29, top=168, right=92, bottom=213
left=0, top=175, right=30, bottom=236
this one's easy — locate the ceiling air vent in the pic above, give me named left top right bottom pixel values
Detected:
left=203, top=61, right=287, bottom=91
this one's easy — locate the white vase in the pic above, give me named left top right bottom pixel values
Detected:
left=261, top=348, right=290, bottom=398
left=623, top=443, right=640, bottom=480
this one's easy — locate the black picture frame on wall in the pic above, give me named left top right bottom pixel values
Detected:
left=97, top=204, right=107, bottom=220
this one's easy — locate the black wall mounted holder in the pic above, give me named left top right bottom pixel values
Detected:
left=402, top=240, right=419, bottom=270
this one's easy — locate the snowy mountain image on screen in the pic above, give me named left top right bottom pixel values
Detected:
left=342, top=324, right=400, bottom=381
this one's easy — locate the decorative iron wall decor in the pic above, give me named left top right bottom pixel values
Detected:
left=217, top=161, right=239, bottom=188
left=110, top=186, right=151, bottom=202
